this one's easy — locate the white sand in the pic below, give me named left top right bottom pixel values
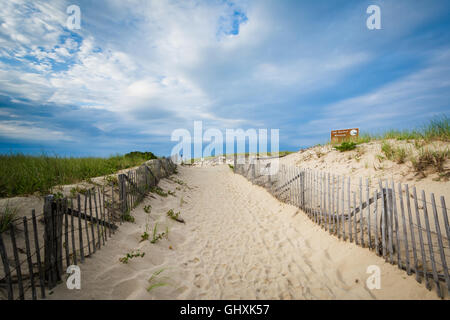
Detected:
left=47, top=165, right=440, bottom=300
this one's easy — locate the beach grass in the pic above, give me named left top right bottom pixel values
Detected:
left=0, top=151, right=157, bottom=198
left=331, top=115, right=450, bottom=145
left=0, top=201, right=18, bottom=232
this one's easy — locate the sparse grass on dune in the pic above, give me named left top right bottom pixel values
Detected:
left=0, top=201, right=18, bottom=233
left=0, top=151, right=157, bottom=198
left=331, top=115, right=450, bottom=146
left=316, top=116, right=450, bottom=179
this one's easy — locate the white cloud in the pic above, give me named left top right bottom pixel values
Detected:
left=0, top=120, right=72, bottom=142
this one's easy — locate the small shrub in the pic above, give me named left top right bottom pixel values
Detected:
left=170, top=177, right=186, bottom=186
left=394, top=147, right=408, bottom=164
left=411, top=149, right=448, bottom=176
left=122, top=211, right=135, bottom=223
left=105, top=175, right=118, bottom=186
left=168, top=190, right=176, bottom=197
left=166, top=209, right=185, bottom=223
left=335, top=142, right=357, bottom=152
left=70, top=186, right=89, bottom=197
left=140, top=231, right=149, bottom=242
left=119, top=249, right=145, bottom=264
left=228, top=164, right=234, bottom=170
left=0, top=202, right=18, bottom=233
left=150, top=223, right=169, bottom=244
left=381, top=141, right=395, bottom=160
left=144, top=205, right=152, bottom=214
left=150, top=186, right=168, bottom=197
left=53, top=191, right=64, bottom=200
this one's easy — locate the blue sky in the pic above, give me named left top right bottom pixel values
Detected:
left=0, top=0, right=449, bottom=157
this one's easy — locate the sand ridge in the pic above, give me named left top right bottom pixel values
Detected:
left=49, top=165, right=439, bottom=300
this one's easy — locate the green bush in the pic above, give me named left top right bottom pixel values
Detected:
left=335, top=142, right=357, bottom=152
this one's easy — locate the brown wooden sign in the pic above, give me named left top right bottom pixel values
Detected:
left=331, top=128, right=359, bottom=143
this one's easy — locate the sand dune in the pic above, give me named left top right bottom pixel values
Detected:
left=49, top=165, right=439, bottom=300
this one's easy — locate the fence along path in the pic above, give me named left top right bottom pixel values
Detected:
left=234, top=156, right=449, bottom=299
left=0, top=158, right=176, bottom=300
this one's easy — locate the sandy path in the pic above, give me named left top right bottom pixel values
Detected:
left=49, top=165, right=438, bottom=300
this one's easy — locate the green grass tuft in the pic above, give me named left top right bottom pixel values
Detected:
left=147, top=269, right=167, bottom=292
left=0, top=202, right=18, bottom=233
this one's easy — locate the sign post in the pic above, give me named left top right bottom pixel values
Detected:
left=331, top=128, right=359, bottom=143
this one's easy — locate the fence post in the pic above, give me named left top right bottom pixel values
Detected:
left=118, top=174, right=127, bottom=216
left=0, top=230, right=13, bottom=300
left=43, top=194, right=61, bottom=289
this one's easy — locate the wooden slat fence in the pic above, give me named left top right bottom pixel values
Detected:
left=0, top=158, right=176, bottom=300
left=234, top=157, right=449, bottom=299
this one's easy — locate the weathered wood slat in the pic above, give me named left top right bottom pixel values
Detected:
left=44, top=195, right=57, bottom=289
left=353, top=191, right=357, bottom=245
left=405, top=185, right=420, bottom=282
left=10, top=224, right=24, bottom=299
left=330, top=174, right=336, bottom=234
left=23, top=216, right=36, bottom=300
left=93, top=190, right=101, bottom=249
left=32, top=210, right=45, bottom=298
left=413, top=187, right=429, bottom=288
left=386, top=181, right=394, bottom=264
left=88, top=190, right=96, bottom=253
left=0, top=230, right=13, bottom=299
left=69, top=200, right=77, bottom=267
left=440, top=196, right=450, bottom=249
left=64, top=201, right=70, bottom=268
left=367, top=179, right=371, bottom=249
left=327, top=173, right=331, bottom=233
left=336, top=176, right=342, bottom=239
left=421, top=191, right=441, bottom=297
left=374, top=191, right=379, bottom=255
left=391, top=181, right=401, bottom=268
left=358, top=178, right=362, bottom=247
left=379, top=180, right=387, bottom=258
left=83, top=194, right=90, bottom=257
left=349, top=178, right=352, bottom=243
left=77, top=195, right=84, bottom=262
left=111, top=185, right=117, bottom=232
left=430, top=193, right=449, bottom=291
left=98, top=188, right=106, bottom=243
left=398, top=183, right=410, bottom=275
left=341, top=176, right=345, bottom=240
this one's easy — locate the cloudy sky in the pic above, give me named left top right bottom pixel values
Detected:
left=0, top=0, right=449, bottom=157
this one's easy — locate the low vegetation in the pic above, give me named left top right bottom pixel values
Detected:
left=335, top=142, right=357, bottom=152
left=350, top=115, right=449, bottom=144
left=147, top=269, right=168, bottom=292
left=0, top=151, right=158, bottom=198
left=0, top=202, right=18, bottom=233
left=168, top=190, right=176, bottom=197
left=166, top=209, right=185, bottom=223
left=119, top=249, right=145, bottom=264
left=411, top=149, right=449, bottom=177
left=150, top=186, right=168, bottom=197
left=122, top=210, right=135, bottom=223
left=150, top=223, right=169, bottom=244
